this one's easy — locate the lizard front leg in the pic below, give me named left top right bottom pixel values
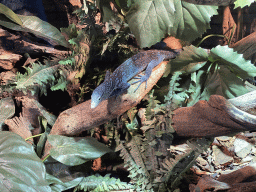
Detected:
left=132, top=55, right=165, bottom=92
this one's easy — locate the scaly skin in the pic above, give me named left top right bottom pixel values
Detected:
left=91, top=49, right=181, bottom=108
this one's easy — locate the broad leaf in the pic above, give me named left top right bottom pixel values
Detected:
left=181, top=0, right=232, bottom=5
left=0, top=132, right=50, bottom=192
left=0, top=13, right=69, bottom=47
left=0, top=97, right=15, bottom=129
left=170, top=45, right=208, bottom=73
left=126, top=0, right=175, bottom=48
left=171, top=0, right=218, bottom=42
left=201, top=66, right=249, bottom=100
left=48, top=135, right=112, bottom=166
left=234, top=0, right=255, bottom=8
left=46, top=173, right=83, bottom=192
left=210, top=45, right=256, bottom=79
left=125, top=0, right=218, bottom=48
left=0, top=3, right=23, bottom=26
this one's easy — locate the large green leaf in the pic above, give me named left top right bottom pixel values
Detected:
left=125, top=0, right=218, bottom=48
left=0, top=3, right=23, bottom=26
left=0, top=132, right=50, bottom=192
left=171, top=0, right=218, bottom=42
left=234, top=0, right=255, bottom=8
left=0, top=97, right=15, bottom=130
left=181, top=0, right=232, bottom=5
left=200, top=66, right=249, bottom=99
left=0, top=12, right=69, bottom=47
left=210, top=45, right=256, bottom=79
left=48, top=135, right=112, bottom=166
left=170, top=45, right=209, bottom=73
left=46, top=173, right=83, bottom=192
left=126, top=0, right=175, bottom=48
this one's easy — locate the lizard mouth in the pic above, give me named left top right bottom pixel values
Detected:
left=91, top=101, right=97, bottom=109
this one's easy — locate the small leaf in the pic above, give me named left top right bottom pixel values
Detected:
left=48, top=135, right=112, bottom=166
left=50, top=75, right=69, bottom=91
left=127, top=107, right=138, bottom=122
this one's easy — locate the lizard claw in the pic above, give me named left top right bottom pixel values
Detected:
left=133, top=74, right=143, bottom=79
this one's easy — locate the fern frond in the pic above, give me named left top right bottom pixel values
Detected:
left=74, top=174, right=134, bottom=192
left=164, top=71, right=183, bottom=105
left=59, top=56, right=76, bottom=65
left=145, top=90, right=163, bottom=119
left=15, top=62, right=59, bottom=95
left=116, top=141, right=153, bottom=192
left=50, top=75, right=69, bottom=91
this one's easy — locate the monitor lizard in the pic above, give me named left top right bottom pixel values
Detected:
left=91, top=49, right=181, bottom=108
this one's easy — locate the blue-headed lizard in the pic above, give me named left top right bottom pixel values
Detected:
left=91, top=49, right=181, bottom=108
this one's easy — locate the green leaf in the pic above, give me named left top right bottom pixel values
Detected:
left=96, top=0, right=116, bottom=22
left=201, top=66, right=249, bottom=100
left=50, top=75, right=69, bottom=91
left=15, top=63, right=59, bottom=96
left=36, top=116, right=52, bottom=158
left=0, top=3, right=23, bottom=26
left=46, top=173, right=83, bottom=192
left=186, top=70, right=205, bottom=106
left=60, top=23, right=79, bottom=40
left=0, top=14, right=69, bottom=47
left=210, top=45, right=256, bottom=79
left=48, top=135, right=112, bottom=166
left=0, top=97, right=15, bottom=129
left=181, top=0, right=232, bottom=6
left=125, top=0, right=218, bottom=48
left=171, top=0, right=218, bottom=42
left=126, top=0, right=175, bottom=48
left=75, top=174, right=134, bottom=191
left=170, top=45, right=208, bottom=73
left=114, top=0, right=132, bottom=11
left=0, top=132, right=50, bottom=192
left=234, top=0, right=255, bottom=9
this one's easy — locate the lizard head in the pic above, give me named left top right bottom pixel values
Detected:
left=91, top=82, right=111, bottom=108
left=91, top=70, right=116, bottom=108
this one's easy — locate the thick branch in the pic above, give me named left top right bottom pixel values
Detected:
left=49, top=60, right=169, bottom=136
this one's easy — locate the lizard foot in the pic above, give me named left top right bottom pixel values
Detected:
left=131, top=74, right=150, bottom=92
